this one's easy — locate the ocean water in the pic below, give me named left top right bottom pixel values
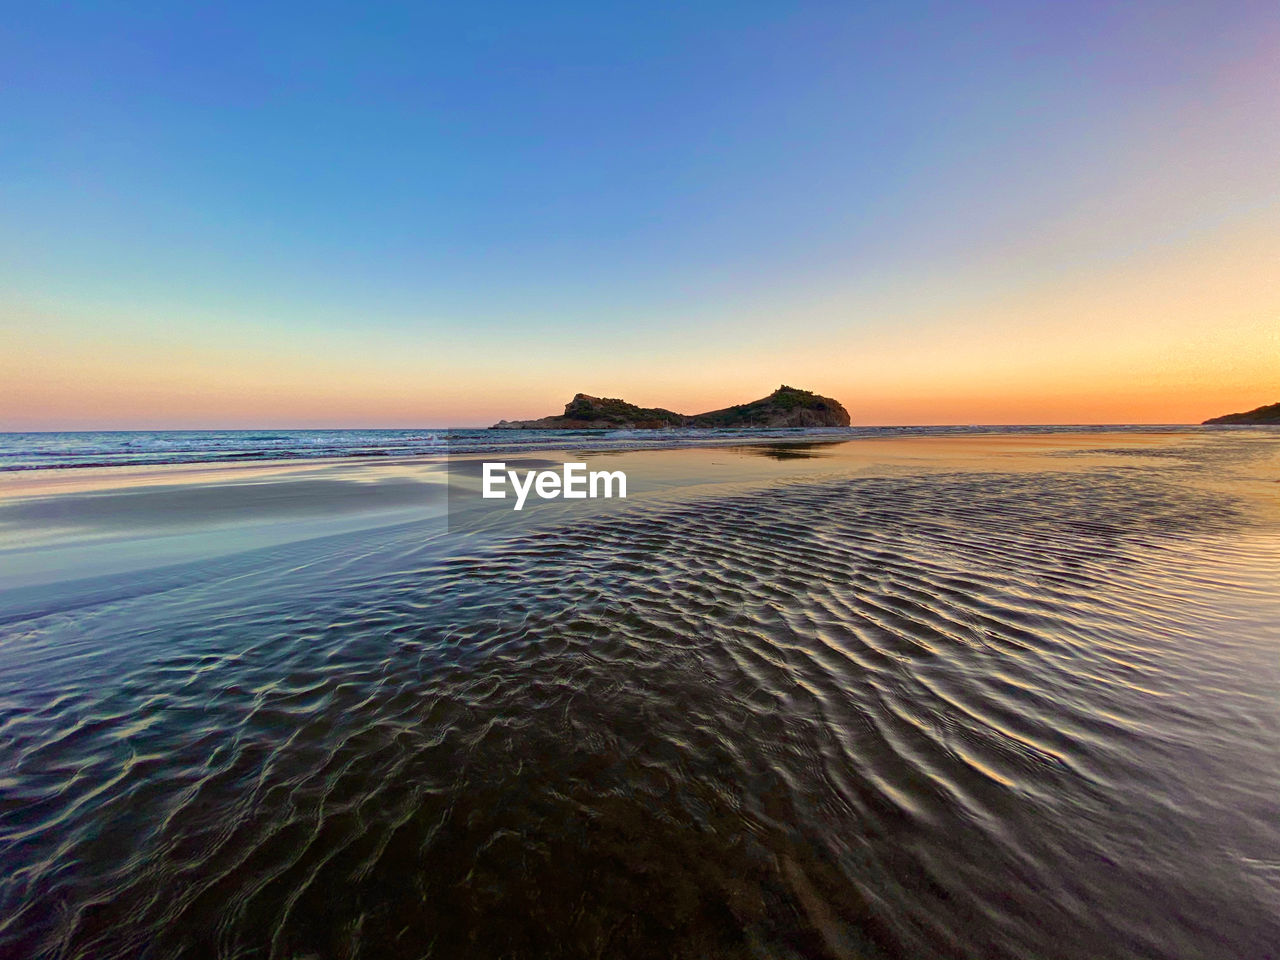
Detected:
left=0, top=423, right=1208, bottom=471
left=0, top=430, right=1278, bottom=959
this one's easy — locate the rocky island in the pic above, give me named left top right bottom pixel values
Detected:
left=492, top=385, right=851, bottom=430
left=1202, top=402, right=1280, bottom=425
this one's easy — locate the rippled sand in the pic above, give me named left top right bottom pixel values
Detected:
left=1, top=431, right=1278, bottom=959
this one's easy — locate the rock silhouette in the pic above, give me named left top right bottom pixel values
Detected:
left=493, top=385, right=852, bottom=430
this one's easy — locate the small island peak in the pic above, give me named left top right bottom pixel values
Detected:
left=493, top=386, right=851, bottom=430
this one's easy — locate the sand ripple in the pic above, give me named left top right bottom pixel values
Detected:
left=2, top=467, right=1278, bottom=959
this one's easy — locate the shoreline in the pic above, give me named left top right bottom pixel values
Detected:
left=0, top=424, right=1224, bottom=490
left=3, top=429, right=1274, bottom=593
left=0, top=423, right=1244, bottom=476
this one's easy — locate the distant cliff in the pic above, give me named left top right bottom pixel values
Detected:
left=1203, top=402, right=1280, bottom=425
left=688, top=386, right=852, bottom=428
left=494, top=394, right=686, bottom=430
left=492, top=385, right=852, bottom=430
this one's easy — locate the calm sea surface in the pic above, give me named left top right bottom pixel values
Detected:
left=0, top=423, right=1207, bottom=471
left=0, top=429, right=1277, bottom=958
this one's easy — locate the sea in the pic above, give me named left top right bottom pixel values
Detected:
left=0, top=423, right=1214, bottom=471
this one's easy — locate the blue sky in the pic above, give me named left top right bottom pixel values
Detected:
left=2, top=1, right=1277, bottom=426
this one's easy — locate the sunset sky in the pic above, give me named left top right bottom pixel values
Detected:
left=2, top=1, right=1277, bottom=429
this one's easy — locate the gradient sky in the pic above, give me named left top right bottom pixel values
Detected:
left=2, top=0, right=1277, bottom=428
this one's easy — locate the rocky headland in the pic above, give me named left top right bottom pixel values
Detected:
left=492, top=385, right=852, bottom=430
left=1202, top=402, right=1280, bottom=425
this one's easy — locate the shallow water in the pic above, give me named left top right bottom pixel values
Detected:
left=1, top=432, right=1278, bottom=958
left=0, top=423, right=1207, bottom=471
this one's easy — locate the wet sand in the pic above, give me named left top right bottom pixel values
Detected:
left=1, top=430, right=1278, bottom=958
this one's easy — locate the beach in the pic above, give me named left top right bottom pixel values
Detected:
left=1, top=428, right=1278, bottom=959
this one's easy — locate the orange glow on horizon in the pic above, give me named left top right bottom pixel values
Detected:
left=4, top=204, right=1276, bottom=430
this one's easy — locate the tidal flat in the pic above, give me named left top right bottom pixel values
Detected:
left=1, top=430, right=1277, bottom=959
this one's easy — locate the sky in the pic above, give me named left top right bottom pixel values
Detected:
left=2, top=0, right=1277, bottom=428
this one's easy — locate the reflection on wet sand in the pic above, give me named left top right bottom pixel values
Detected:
left=1, top=430, right=1278, bottom=959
